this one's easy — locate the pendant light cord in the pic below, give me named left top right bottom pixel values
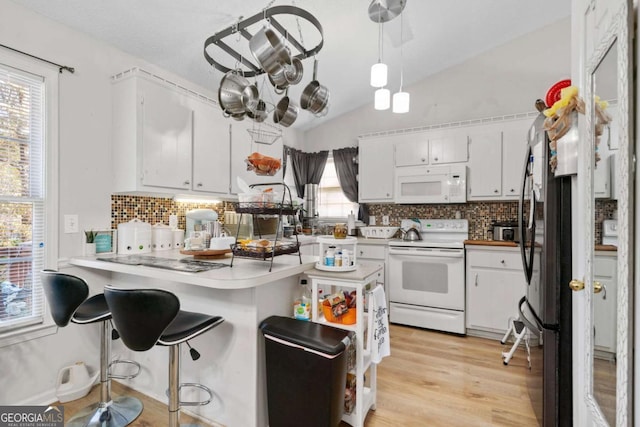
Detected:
left=399, top=0, right=404, bottom=91
left=378, top=17, right=383, bottom=63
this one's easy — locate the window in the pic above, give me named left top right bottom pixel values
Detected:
left=318, top=154, right=358, bottom=218
left=0, top=50, right=58, bottom=343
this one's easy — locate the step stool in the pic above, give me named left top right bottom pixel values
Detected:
left=500, top=317, right=530, bottom=367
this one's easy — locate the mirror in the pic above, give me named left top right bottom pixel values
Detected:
left=583, top=1, right=632, bottom=423
left=592, top=39, right=617, bottom=426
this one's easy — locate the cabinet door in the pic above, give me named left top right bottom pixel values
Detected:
left=501, top=119, right=530, bottom=199
left=358, top=136, right=395, bottom=202
left=593, top=255, right=617, bottom=353
left=140, top=79, right=192, bottom=189
left=395, top=133, right=429, bottom=167
left=429, top=129, right=468, bottom=164
left=466, top=267, right=524, bottom=332
left=230, top=121, right=284, bottom=194
left=467, top=127, right=502, bottom=199
left=192, top=102, right=230, bottom=194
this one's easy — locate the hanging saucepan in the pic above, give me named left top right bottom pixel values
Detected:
left=218, top=70, right=259, bottom=116
left=300, top=58, right=330, bottom=115
left=249, top=27, right=291, bottom=75
left=273, top=89, right=298, bottom=128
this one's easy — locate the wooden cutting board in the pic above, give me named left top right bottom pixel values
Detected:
left=179, top=249, right=231, bottom=259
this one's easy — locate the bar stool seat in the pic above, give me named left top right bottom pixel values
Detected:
left=104, top=286, right=224, bottom=427
left=41, top=271, right=143, bottom=427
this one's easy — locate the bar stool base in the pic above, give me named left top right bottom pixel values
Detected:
left=67, top=396, right=143, bottom=427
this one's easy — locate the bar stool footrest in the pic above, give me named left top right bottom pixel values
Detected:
left=109, top=359, right=141, bottom=380
left=166, top=382, right=213, bottom=407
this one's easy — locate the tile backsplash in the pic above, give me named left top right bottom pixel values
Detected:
left=111, top=195, right=236, bottom=231
left=111, top=195, right=617, bottom=244
left=368, top=199, right=617, bottom=243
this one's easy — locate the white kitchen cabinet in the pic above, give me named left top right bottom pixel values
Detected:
left=229, top=120, right=284, bottom=194
left=192, top=102, right=231, bottom=194
left=140, top=79, right=193, bottom=190
left=467, top=125, right=503, bottom=199
left=593, top=252, right=617, bottom=354
left=358, top=135, right=395, bottom=202
left=501, top=119, right=531, bottom=199
left=594, top=130, right=611, bottom=198
left=465, top=246, right=537, bottom=338
left=394, top=133, right=430, bottom=167
left=112, top=68, right=231, bottom=196
left=429, top=128, right=469, bottom=164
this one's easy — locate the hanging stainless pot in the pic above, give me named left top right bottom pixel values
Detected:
left=218, top=70, right=259, bottom=115
left=274, top=90, right=298, bottom=128
left=249, top=27, right=291, bottom=75
left=300, top=59, right=330, bottom=114
left=268, top=57, right=303, bottom=93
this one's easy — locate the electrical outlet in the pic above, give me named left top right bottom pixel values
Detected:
left=64, top=214, right=79, bottom=233
left=382, top=215, right=390, bottom=226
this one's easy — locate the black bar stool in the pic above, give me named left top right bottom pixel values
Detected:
left=41, top=270, right=143, bottom=427
left=104, top=286, right=224, bottom=427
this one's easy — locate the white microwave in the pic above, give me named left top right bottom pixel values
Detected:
left=395, top=164, right=467, bottom=204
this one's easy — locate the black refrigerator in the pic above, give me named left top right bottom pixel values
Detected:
left=517, top=106, right=573, bottom=427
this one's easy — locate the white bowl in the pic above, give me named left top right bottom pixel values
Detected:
left=209, top=236, right=236, bottom=250
left=359, top=226, right=399, bottom=239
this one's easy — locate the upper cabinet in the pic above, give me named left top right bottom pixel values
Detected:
left=359, top=135, right=395, bottom=202
left=467, top=124, right=503, bottom=199
left=467, top=119, right=530, bottom=201
left=429, top=128, right=469, bottom=164
left=395, top=133, right=429, bottom=167
left=112, top=69, right=231, bottom=196
left=501, top=119, right=531, bottom=198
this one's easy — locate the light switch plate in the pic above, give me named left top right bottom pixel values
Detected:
left=64, top=214, right=79, bottom=233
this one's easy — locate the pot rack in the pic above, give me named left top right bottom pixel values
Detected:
left=203, top=5, right=324, bottom=78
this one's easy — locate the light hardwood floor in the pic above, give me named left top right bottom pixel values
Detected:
left=60, top=324, right=538, bottom=426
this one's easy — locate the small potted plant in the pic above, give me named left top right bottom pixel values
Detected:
left=84, top=230, right=98, bottom=256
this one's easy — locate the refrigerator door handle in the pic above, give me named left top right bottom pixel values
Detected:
left=518, top=147, right=535, bottom=284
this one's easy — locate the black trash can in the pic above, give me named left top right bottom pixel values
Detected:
left=260, top=315, right=353, bottom=427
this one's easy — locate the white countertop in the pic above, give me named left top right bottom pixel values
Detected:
left=69, top=250, right=316, bottom=290
left=285, top=235, right=399, bottom=246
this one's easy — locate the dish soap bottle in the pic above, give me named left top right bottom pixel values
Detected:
left=293, top=279, right=311, bottom=321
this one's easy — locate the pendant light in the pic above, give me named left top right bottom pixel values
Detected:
left=393, top=0, right=410, bottom=113
left=375, top=87, right=391, bottom=110
left=370, top=18, right=387, bottom=87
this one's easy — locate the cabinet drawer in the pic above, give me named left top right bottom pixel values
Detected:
left=594, top=255, right=616, bottom=278
left=466, top=249, right=523, bottom=270
left=357, top=244, right=386, bottom=260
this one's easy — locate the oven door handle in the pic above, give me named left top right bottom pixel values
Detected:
left=389, top=247, right=464, bottom=258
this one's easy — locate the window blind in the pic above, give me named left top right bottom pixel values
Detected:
left=318, top=155, right=358, bottom=218
left=0, top=63, right=46, bottom=332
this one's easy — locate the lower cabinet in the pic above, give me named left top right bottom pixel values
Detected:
left=594, top=252, right=617, bottom=355
left=465, top=246, right=536, bottom=338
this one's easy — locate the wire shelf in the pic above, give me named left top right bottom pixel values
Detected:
left=247, top=128, right=282, bottom=145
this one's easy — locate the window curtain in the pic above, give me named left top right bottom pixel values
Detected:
left=333, top=146, right=369, bottom=223
left=285, top=146, right=329, bottom=198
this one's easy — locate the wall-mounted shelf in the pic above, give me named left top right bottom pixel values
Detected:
left=203, top=6, right=323, bottom=77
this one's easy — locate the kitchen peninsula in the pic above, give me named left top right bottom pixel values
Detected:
left=70, top=251, right=317, bottom=427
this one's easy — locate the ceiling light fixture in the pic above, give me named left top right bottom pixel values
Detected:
left=393, top=0, right=409, bottom=114
left=375, top=87, right=391, bottom=110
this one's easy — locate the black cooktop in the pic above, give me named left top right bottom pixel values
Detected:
left=96, top=255, right=228, bottom=272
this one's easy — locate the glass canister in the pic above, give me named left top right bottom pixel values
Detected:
left=333, top=223, right=347, bottom=239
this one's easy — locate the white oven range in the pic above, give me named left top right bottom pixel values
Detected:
left=388, top=219, right=469, bottom=334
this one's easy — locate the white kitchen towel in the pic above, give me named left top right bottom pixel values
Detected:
left=368, top=285, right=390, bottom=363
